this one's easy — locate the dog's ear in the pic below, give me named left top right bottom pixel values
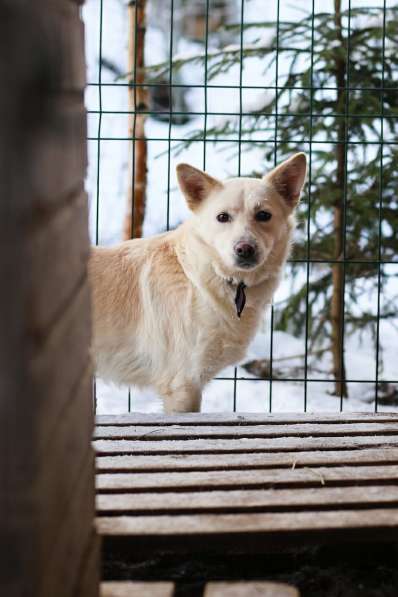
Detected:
left=177, top=163, right=222, bottom=211
left=265, top=153, right=307, bottom=211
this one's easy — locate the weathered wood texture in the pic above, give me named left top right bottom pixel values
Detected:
left=124, top=0, right=148, bottom=240
left=94, top=434, right=398, bottom=455
left=95, top=414, right=398, bottom=556
left=95, top=422, right=398, bottom=439
left=204, top=582, right=299, bottom=597
left=76, top=534, right=101, bottom=597
left=101, top=582, right=174, bottom=597
left=0, top=2, right=97, bottom=597
left=96, top=412, right=398, bottom=425
left=97, top=465, right=398, bottom=492
left=97, top=485, right=398, bottom=514
left=100, top=581, right=299, bottom=597
left=96, top=448, right=398, bottom=472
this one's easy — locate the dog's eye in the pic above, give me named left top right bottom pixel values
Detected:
left=255, top=210, right=272, bottom=222
left=217, top=212, right=231, bottom=223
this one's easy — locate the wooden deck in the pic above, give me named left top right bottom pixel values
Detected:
left=94, top=412, right=398, bottom=556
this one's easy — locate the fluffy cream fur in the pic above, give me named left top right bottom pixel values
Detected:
left=89, top=153, right=307, bottom=412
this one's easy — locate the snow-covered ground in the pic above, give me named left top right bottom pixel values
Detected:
left=82, top=0, right=398, bottom=414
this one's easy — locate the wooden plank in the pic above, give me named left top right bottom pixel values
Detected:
left=100, top=582, right=299, bottom=597
left=204, top=582, right=299, bottom=597
left=97, top=508, right=398, bottom=545
left=39, top=456, right=96, bottom=597
left=57, top=6, right=86, bottom=91
left=93, top=434, right=398, bottom=455
left=37, top=368, right=94, bottom=557
left=75, top=532, right=101, bottom=597
left=32, top=97, right=87, bottom=206
left=96, top=413, right=398, bottom=426
left=96, top=485, right=398, bottom=515
left=0, top=4, right=93, bottom=597
left=0, top=5, right=50, bottom=593
left=31, top=190, right=90, bottom=332
left=41, top=3, right=86, bottom=91
left=31, top=281, right=92, bottom=452
left=96, top=465, right=398, bottom=493
left=94, top=422, right=398, bottom=440
left=101, top=582, right=174, bottom=597
left=96, top=448, right=398, bottom=472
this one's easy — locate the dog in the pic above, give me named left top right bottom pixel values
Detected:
left=89, top=153, right=307, bottom=412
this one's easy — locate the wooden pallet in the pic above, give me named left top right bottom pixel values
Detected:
left=95, top=413, right=398, bottom=554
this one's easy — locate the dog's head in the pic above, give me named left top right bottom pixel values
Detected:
left=177, top=153, right=307, bottom=278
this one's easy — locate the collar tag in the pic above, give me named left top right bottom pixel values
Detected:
left=235, top=281, right=247, bottom=318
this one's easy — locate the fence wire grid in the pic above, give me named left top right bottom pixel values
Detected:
left=84, top=0, right=398, bottom=415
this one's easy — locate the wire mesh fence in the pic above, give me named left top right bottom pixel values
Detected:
left=84, top=0, right=398, bottom=415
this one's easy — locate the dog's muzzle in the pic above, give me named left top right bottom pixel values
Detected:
left=234, top=240, right=258, bottom=268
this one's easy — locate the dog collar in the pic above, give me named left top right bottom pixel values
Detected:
left=227, top=278, right=247, bottom=318
left=235, top=281, right=247, bottom=318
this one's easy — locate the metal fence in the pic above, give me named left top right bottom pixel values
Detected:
left=85, top=0, right=398, bottom=414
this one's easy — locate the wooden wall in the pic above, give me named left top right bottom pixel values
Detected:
left=0, top=1, right=98, bottom=596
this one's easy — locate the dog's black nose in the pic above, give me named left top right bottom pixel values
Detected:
left=234, top=241, right=256, bottom=260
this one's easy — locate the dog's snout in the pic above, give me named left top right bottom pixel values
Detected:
left=234, top=241, right=256, bottom=259
left=234, top=240, right=258, bottom=269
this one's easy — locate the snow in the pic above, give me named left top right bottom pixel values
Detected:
left=82, top=0, right=397, bottom=415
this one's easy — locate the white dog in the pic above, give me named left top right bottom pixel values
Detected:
left=89, top=153, right=307, bottom=412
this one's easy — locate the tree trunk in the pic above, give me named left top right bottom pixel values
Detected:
left=124, top=0, right=148, bottom=240
left=331, top=0, right=348, bottom=397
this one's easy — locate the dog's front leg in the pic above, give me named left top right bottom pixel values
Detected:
left=162, top=384, right=202, bottom=413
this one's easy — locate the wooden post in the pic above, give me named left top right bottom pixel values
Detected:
left=331, top=0, right=348, bottom=398
left=124, top=0, right=148, bottom=240
left=0, top=2, right=99, bottom=597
